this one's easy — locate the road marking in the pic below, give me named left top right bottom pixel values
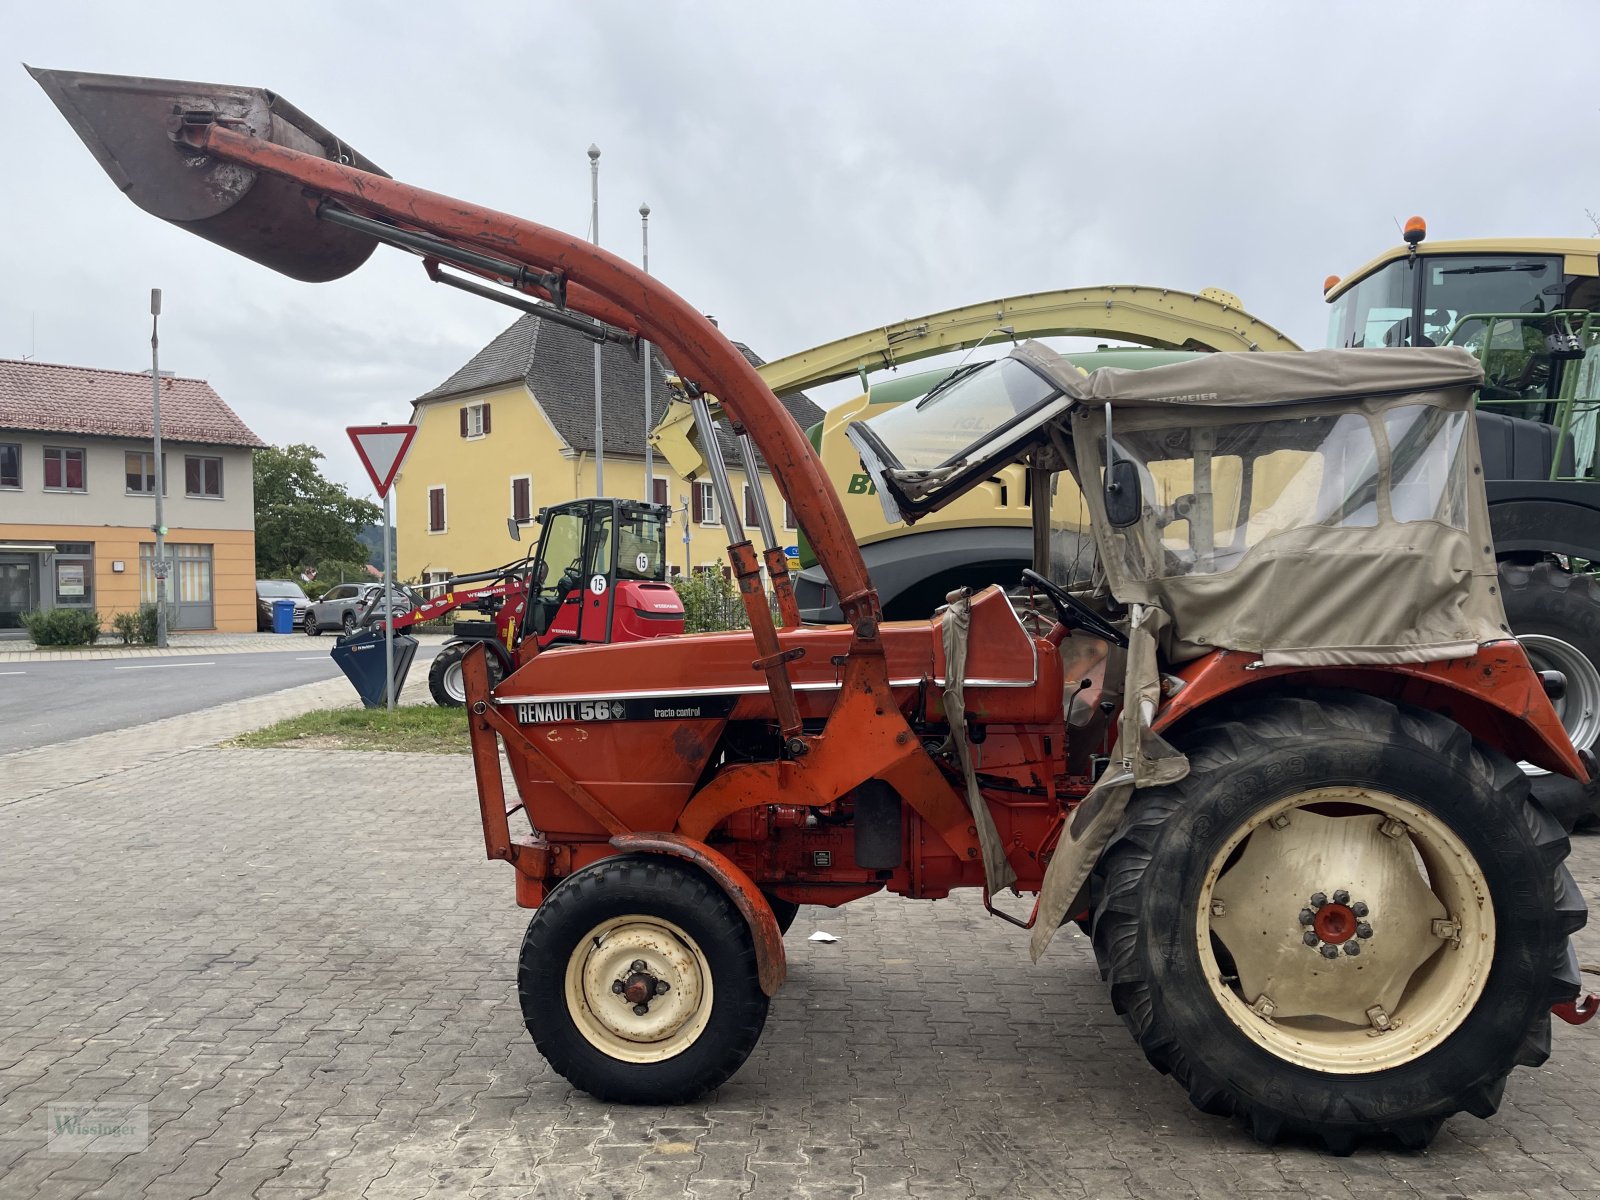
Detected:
left=0, top=670, right=24, bottom=676
left=112, top=662, right=217, bottom=670
left=296, top=656, right=329, bottom=661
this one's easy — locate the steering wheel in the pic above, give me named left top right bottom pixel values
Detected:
left=1020, top=569, right=1128, bottom=648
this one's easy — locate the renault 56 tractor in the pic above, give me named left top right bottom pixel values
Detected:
left=35, top=66, right=1592, bottom=1153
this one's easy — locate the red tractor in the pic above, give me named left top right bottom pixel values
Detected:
left=363, top=497, right=685, bottom=706
left=39, top=67, right=1594, bottom=1153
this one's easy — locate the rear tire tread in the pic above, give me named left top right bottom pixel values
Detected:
left=1090, top=691, right=1585, bottom=1152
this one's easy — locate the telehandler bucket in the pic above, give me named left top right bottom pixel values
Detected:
left=27, top=66, right=384, bottom=282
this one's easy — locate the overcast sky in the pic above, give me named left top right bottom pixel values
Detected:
left=6, top=2, right=1600, bottom=501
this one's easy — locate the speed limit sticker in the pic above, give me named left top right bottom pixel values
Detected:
left=589, top=574, right=608, bottom=595
left=636, top=552, right=649, bottom=572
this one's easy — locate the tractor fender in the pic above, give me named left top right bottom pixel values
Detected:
left=1487, top=484, right=1600, bottom=564
left=608, top=832, right=787, bottom=997
left=1156, top=642, right=1585, bottom=779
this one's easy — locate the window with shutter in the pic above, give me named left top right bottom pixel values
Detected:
left=782, top=498, right=796, bottom=530
left=459, top=408, right=468, bottom=438
left=461, top=404, right=489, bottom=438
left=691, top=484, right=703, bottom=523
left=511, top=476, right=532, bottom=524
left=428, top=486, right=447, bottom=532
left=696, top=482, right=718, bottom=525
left=744, top=484, right=759, bottom=527
left=651, top=477, right=668, bottom=507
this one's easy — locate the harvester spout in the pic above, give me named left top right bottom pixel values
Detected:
left=27, top=66, right=386, bottom=283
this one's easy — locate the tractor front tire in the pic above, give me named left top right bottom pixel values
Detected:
left=518, top=855, right=769, bottom=1104
left=1090, top=693, right=1584, bottom=1153
left=1500, top=560, right=1600, bottom=829
left=428, top=641, right=502, bottom=707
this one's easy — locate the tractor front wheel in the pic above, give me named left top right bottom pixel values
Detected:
left=428, top=641, right=503, bottom=707
left=518, top=856, right=769, bottom=1103
left=1090, top=693, right=1584, bottom=1153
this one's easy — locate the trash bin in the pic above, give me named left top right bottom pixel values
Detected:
left=330, top=629, right=419, bottom=709
left=272, top=598, right=297, bottom=634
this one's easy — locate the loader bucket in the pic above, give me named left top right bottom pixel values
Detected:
left=28, top=66, right=387, bottom=283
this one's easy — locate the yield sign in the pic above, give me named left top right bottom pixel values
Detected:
left=347, top=424, right=417, bottom=499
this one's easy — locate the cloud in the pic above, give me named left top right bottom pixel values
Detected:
left=5, top=1, right=1599, bottom=499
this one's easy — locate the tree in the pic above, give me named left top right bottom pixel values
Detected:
left=254, top=444, right=382, bottom=576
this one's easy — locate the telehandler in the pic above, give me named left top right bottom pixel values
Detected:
left=33, top=66, right=1593, bottom=1153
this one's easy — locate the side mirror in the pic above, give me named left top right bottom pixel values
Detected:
left=533, top=560, right=548, bottom=588
left=1104, top=459, right=1142, bottom=528
left=507, top=517, right=521, bottom=543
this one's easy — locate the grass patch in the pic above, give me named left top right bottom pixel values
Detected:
left=234, top=704, right=469, bottom=753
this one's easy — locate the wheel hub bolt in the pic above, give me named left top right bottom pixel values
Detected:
left=610, top=980, right=625, bottom=995
left=1301, top=890, right=1373, bottom=957
left=632, top=1003, right=649, bottom=1016
left=654, top=980, right=671, bottom=995
left=631, top=959, right=648, bottom=972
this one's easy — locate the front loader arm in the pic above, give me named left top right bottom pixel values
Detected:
left=30, top=67, right=881, bottom=644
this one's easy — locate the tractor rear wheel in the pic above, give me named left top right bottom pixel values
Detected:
left=1090, top=693, right=1584, bottom=1153
left=518, top=855, right=769, bottom=1103
left=428, top=641, right=503, bottom=707
left=1500, top=560, right=1600, bottom=828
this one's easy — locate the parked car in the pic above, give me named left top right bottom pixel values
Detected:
left=303, top=582, right=413, bottom=636
left=255, top=579, right=312, bottom=631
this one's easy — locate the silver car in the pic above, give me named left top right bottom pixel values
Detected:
left=303, top=582, right=412, bottom=636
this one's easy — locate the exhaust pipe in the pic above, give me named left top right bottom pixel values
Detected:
left=28, top=66, right=386, bottom=283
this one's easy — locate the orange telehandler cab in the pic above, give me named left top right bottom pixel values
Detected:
left=365, top=497, right=685, bottom=706
left=35, top=66, right=1594, bottom=1153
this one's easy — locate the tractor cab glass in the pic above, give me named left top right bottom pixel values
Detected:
left=1327, top=255, right=1565, bottom=351
left=615, top=505, right=668, bottom=582
left=848, top=345, right=1071, bottom=520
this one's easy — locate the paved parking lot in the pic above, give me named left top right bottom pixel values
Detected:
left=4, top=716, right=1600, bottom=1198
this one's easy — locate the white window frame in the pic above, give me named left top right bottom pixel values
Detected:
left=428, top=485, right=448, bottom=534
left=464, top=403, right=487, bottom=439
left=510, top=474, right=533, bottom=525
left=697, top=481, right=719, bottom=526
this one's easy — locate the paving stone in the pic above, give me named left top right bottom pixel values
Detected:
left=6, top=694, right=1600, bottom=1198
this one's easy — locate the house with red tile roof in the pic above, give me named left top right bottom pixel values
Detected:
left=0, top=358, right=265, bottom=633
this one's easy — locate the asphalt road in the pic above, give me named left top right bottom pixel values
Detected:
left=0, top=644, right=438, bottom=755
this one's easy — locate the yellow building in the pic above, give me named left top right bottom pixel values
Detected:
left=0, top=359, right=262, bottom=633
left=395, top=315, right=822, bottom=584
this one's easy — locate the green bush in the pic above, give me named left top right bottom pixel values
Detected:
left=669, top=571, right=778, bottom=634
left=109, top=604, right=165, bottom=644
left=110, top=610, right=140, bottom=645
left=21, top=608, right=103, bottom=647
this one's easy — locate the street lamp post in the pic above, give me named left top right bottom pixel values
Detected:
left=149, top=288, right=169, bottom=648
left=641, top=201, right=653, bottom=502
left=588, top=143, right=604, bottom=496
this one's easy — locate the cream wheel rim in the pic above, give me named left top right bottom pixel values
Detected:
left=1198, top=787, right=1494, bottom=1073
left=564, top=915, right=712, bottom=1063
